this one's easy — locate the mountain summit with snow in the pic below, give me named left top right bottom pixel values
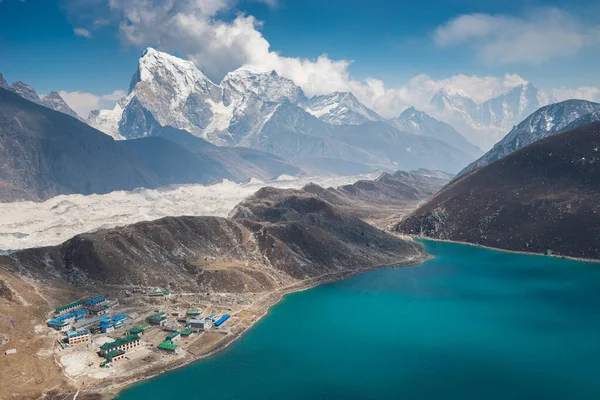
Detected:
left=304, top=92, right=384, bottom=125
left=431, top=83, right=545, bottom=149
left=458, top=99, right=600, bottom=177
left=388, top=107, right=482, bottom=158
left=0, top=75, right=82, bottom=121
left=87, top=48, right=484, bottom=174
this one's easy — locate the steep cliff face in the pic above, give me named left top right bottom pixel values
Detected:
left=396, top=122, right=600, bottom=260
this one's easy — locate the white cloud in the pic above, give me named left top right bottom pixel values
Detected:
left=551, top=87, right=600, bottom=103
left=59, top=89, right=126, bottom=118
left=434, top=9, right=600, bottom=64
left=73, top=27, right=92, bottom=38
left=67, top=1, right=600, bottom=120
left=93, top=19, right=110, bottom=27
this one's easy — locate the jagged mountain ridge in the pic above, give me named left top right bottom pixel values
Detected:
left=430, top=83, right=546, bottom=149
left=301, top=168, right=452, bottom=222
left=88, top=48, right=476, bottom=174
left=458, top=99, right=600, bottom=177
left=304, top=92, right=384, bottom=125
left=0, top=75, right=82, bottom=121
left=254, top=102, right=474, bottom=173
left=396, top=121, right=600, bottom=260
left=388, top=107, right=482, bottom=158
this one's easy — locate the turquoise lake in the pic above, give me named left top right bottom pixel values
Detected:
left=118, top=240, right=600, bottom=400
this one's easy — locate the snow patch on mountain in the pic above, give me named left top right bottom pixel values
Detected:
left=222, top=67, right=306, bottom=105
left=87, top=101, right=127, bottom=140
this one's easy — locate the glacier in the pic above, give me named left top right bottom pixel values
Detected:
left=0, top=173, right=380, bottom=252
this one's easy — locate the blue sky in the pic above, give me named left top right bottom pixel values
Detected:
left=1, top=0, right=599, bottom=117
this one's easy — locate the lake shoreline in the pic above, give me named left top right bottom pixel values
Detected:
left=83, top=253, right=431, bottom=399
left=408, top=235, right=600, bottom=264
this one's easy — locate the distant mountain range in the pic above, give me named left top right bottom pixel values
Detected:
left=458, top=99, right=600, bottom=177
left=396, top=121, right=600, bottom=260
left=304, top=91, right=385, bottom=125
left=388, top=107, right=482, bottom=158
left=430, top=83, right=544, bottom=149
left=86, top=48, right=479, bottom=174
left=0, top=72, right=82, bottom=121
left=0, top=87, right=299, bottom=202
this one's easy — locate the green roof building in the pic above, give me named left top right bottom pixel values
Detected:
left=157, top=340, right=179, bottom=353
left=100, top=334, right=141, bottom=356
left=106, top=349, right=126, bottom=362
left=55, top=301, right=83, bottom=315
left=186, top=308, right=202, bottom=316
left=146, top=312, right=168, bottom=325
left=180, top=328, right=193, bottom=336
left=129, top=323, right=150, bottom=335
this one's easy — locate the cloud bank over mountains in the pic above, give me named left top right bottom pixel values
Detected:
left=61, top=0, right=600, bottom=120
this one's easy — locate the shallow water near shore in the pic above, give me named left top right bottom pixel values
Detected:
left=118, top=240, right=600, bottom=400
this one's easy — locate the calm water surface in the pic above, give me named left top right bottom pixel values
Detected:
left=119, top=240, right=600, bottom=400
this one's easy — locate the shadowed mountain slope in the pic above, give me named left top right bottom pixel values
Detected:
left=396, top=122, right=600, bottom=260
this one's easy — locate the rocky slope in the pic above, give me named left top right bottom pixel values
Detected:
left=302, top=169, right=452, bottom=224
left=0, top=88, right=299, bottom=202
left=2, top=186, right=424, bottom=292
left=458, top=100, right=600, bottom=177
left=396, top=122, right=600, bottom=260
left=388, top=107, right=482, bottom=158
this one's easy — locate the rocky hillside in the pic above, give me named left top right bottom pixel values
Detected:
left=0, top=88, right=299, bottom=202
left=303, top=169, right=451, bottom=207
left=458, top=99, right=600, bottom=177
left=2, top=187, right=424, bottom=293
left=396, top=122, right=600, bottom=260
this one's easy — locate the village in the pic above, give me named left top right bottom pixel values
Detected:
left=42, top=286, right=255, bottom=388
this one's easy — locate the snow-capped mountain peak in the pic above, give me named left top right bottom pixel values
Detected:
left=134, top=47, right=214, bottom=95
left=0, top=75, right=83, bottom=121
left=458, top=99, right=600, bottom=176
left=430, top=82, right=543, bottom=149
left=89, top=47, right=224, bottom=140
left=10, top=81, right=41, bottom=103
left=41, top=91, right=82, bottom=121
left=305, top=91, right=384, bottom=125
left=221, top=66, right=307, bottom=106
left=388, top=106, right=482, bottom=157
left=0, top=73, right=9, bottom=89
